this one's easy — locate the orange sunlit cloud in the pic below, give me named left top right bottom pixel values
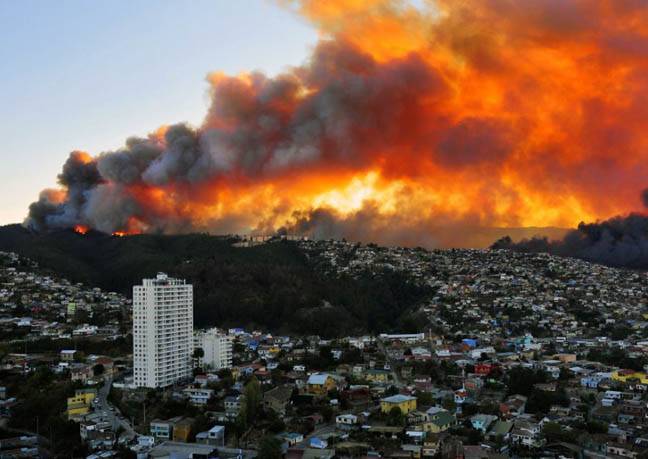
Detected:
left=25, top=0, right=648, bottom=248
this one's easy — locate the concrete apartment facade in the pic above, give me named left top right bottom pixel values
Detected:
left=133, top=273, right=193, bottom=388
left=195, top=328, right=233, bottom=370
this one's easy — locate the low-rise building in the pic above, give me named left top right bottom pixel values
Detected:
left=336, top=413, right=359, bottom=430
left=66, top=388, right=96, bottom=420
left=183, top=388, right=214, bottom=405
left=263, top=385, right=293, bottom=415
left=306, top=373, right=336, bottom=395
left=172, top=417, right=194, bottom=443
left=150, top=419, right=174, bottom=441
left=470, top=414, right=497, bottom=432
left=380, top=394, right=417, bottom=414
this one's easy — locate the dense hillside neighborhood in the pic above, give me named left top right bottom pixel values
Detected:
left=1, top=239, right=648, bottom=458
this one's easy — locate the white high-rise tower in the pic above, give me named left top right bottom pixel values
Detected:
left=133, top=273, right=193, bottom=388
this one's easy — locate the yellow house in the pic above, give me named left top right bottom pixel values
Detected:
left=365, top=369, right=391, bottom=383
left=67, top=401, right=90, bottom=419
left=612, top=370, right=648, bottom=384
left=380, top=394, right=417, bottom=414
left=306, top=373, right=336, bottom=395
left=67, top=389, right=97, bottom=419
left=172, top=417, right=194, bottom=442
left=424, top=408, right=457, bottom=433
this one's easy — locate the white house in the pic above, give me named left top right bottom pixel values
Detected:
left=183, top=388, right=214, bottom=405
left=336, top=414, right=359, bottom=429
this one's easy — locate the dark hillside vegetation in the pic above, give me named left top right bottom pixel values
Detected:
left=0, top=224, right=431, bottom=336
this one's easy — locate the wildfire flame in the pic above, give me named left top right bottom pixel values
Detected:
left=24, top=0, right=648, bottom=248
left=73, top=225, right=88, bottom=235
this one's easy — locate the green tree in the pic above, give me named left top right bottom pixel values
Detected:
left=258, top=435, right=283, bottom=459
left=319, top=405, right=334, bottom=422
left=193, top=347, right=205, bottom=359
left=193, top=347, right=205, bottom=369
left=190, top=414, right=212, bottom=442
left=384, top=385, right=399, bottom=396
left=387, top=406, right=405, bottom=426
left=416, top=391, right=434, bottom=406
left=467, top=428, right=483, bottom=445
left=587, top=420, right=608, bottom=434
left=542, top=422, right=577, bottom=443
left=318, top=346, right=334, bottom=368
left=234, top=408, right=248, bottom=447
left=442, top=396, right=456, bottom=412
left=506, top=367, right=547, bottom=396
left=266, top=409, right=286, bottom=433
left=244, top=377, right=262, bottom=424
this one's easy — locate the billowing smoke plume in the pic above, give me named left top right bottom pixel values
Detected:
left=492, top=213, right=648, bottom=268
left=492, top=190, right=648, bottom=268
left=27, top=151, right=101, bottom=230
left=24, top=0, right=648, bottom=250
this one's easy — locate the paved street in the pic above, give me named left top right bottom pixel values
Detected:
left=376, top=338, right=405, bottom=388
left=96, top=377, right=137, bottom=439
left=298, top=424, right=338, bottom=449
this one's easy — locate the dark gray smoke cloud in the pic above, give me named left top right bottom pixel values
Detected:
left=277, top=203, right=568, bottom=249
left=23, top=124, right=204, bottom=232
left=26, top=190, right=65, bottom=232
left=24, top=41, right=449, bottom=234
left=25, top=152, right=103, bottom=231
left=96, top=137, right=163, bottom=185
left=492, top=210, right=648, bottom=268
left=641, top=188, right=648, bottom=208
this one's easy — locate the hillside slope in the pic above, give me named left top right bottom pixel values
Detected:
left=0, top=225, right=430, bottom=336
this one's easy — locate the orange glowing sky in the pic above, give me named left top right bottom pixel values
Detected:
left=26, top=0, right=648, bottom=248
